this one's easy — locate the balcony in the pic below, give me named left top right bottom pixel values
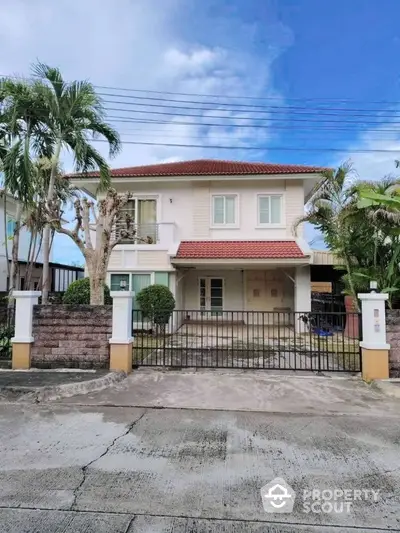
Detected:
left=114, top=222, right=176, bottom=247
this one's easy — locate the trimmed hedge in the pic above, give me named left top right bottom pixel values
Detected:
left=136, top=284, right=175, bottom=324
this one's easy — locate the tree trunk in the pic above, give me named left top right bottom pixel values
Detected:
left=8, top=203, right=22, bottom=308
left=87, top=253, right=107, bottom=305
left=3, top=195, right=10, bottom=280
left=42, top=139, right=62, bottom=303
left=41, top=225, right=51, bottom=301
left=25, top=229, right=37, bottom=289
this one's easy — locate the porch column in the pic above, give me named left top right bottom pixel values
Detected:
left=294, top=266, right=311, bottom=309
left=109, top=291, right=134, bottom=374
left=11, top=290, right=41, bottom=369
left=359, top=292, right=389, bottom=381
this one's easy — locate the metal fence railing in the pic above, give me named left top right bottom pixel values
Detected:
left=132, top=309, right=361, bottom=373
left=114, top=222, right=159, bottom=244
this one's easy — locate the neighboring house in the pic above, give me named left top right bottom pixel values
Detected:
left=70, top=159, right=326, bottom=318
left=0, top=192, right=83, bottom=291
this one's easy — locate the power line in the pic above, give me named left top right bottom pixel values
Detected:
left=2, top=72, right=400, bottom=106
left=91, top=138, right=400, bottom=154
left=116, top=130, right=400, bottom=142
left=107, top=115, right=400, bottom=133
left=104, top=106, right=400, bottom=126
left=99, top=93, right=400, bottom=116
left=94, top=83, right=400, bottom=106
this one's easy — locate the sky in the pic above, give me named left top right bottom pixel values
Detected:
left=1, top=0, right=400, bottom=261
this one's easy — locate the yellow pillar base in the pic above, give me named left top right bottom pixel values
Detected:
left=361, top=348, right=389, bottom=381
left=12, top=343, right=31, bottom=370
left=110, top=342, right=133, bottom=374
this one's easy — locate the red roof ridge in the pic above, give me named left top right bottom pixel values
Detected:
left=67, top=158, right=328, bottom=179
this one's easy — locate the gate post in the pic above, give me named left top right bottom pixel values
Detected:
left=11, top=291, right=41, bottom=369
left=358, top=292, right=390, bottom=381
left=109, top=291, right=134, bottom=374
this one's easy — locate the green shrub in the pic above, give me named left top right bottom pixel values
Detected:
left=136, top=284, right=175, bottom=325
left=62, top=277, right=112, bottom=305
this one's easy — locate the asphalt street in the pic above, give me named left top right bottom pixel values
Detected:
left=0, top=395, right=399, bottom=532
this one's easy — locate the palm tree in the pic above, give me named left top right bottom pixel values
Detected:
left=30, top=63, right=121, bottom=302
left=294, top=162, right=360, bottom=303
left=0, top=78, right=47, bottom=299
left=358, top=178, right=400, bottom=221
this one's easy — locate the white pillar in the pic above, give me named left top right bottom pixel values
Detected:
left=12, top=290, right=41, bottom=343
left=358, top=293, right=390, bottom=350
left=294, top=266, right=311, bottom=333
left=294, top=266, right=311, bottom=313
left=109, top=291, right=134, bottom=344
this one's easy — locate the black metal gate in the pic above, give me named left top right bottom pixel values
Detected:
left=132, top=310, right=362, bottom=373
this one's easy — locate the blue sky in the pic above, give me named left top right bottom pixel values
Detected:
left=1, top=0, right=400, bottom=261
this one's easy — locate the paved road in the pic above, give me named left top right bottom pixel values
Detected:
left=0, top=397, right=399, bottom=532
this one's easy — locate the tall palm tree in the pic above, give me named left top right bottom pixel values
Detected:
left=294, top=162, right=360, bottom=302
left=0, top=78, right=47, bottom=299
left=31, top=63, right=121, bottom=302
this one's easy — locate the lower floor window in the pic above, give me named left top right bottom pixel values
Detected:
left=110, top=272, right=170, bottom=318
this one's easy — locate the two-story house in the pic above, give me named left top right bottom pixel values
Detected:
left=71, top=159, right=325, bottom=319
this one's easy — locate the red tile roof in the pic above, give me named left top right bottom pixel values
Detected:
left=69, top=159, right=326, bottom=179
left=175, top=241, right=306, bottom=260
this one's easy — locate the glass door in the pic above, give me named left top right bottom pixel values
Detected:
left=199, top=277, right=224, bottom=314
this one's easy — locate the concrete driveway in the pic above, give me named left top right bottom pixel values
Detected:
left=0, top=399, right=400, bottom=532
left=62, top=368, right=396, bottom=417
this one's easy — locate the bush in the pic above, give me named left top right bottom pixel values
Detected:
left=62, top=277, right=112, bottom=305
left=136, top=284, right=175, bottom=325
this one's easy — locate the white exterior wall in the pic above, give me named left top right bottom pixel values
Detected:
left=182, top=270, right=245, bottom=311
left=110, top=177, right=306, bottom=245
left=0, top=198, right=46, bottom=263
left=294, top=266, right=311, bottom=314
left=0, top=197, right=48, bottom=291
left=103, top=176, right=310, bottom=313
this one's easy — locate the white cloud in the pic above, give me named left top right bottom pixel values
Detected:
left=0, top=0, right=293, bottom=262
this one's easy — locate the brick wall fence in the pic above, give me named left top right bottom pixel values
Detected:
left=31, top=305, right=112, bottom=369
left=386, top=310, right=400, bottom=377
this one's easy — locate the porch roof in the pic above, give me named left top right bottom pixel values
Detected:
left=173, top=240, right=308, bottom=261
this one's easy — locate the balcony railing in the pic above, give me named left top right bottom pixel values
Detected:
left=115, top=222, right=159, bottom=244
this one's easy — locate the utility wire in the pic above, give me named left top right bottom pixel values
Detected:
left=2, top=72, right=400, bottom=106
left=104, top=106, right=400, bottom=126
left=99, top=94, right=400, bottom=116
left=91, top=138, right=400, bottom=154
left=93, top=83, right=400, bottom=106
left=107, top=115, right=400, bottom=133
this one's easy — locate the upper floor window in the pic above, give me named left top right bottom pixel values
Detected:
left=258, top=195, right=283, bottom=225
left=6, top=217, right=16, bottom=238
left=118, top=198, right=157, bottom=243
left=212, top=195, right=237, bottom=226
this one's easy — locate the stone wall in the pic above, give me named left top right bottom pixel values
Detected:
left=31, top=305, right=112, bottom=369
left=386, top=310, right=400, bottom=377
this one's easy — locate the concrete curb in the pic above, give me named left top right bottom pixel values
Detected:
left=2, top=371, right=127, bottom=402
left=371, top=379, right=400, bottom=399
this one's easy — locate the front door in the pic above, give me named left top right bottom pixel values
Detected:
left=199, top=277, right=223, bottom=313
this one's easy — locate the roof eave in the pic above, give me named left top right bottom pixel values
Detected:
left=70, top=171, right=325, bottom=186
left=171, top=257, right=311, bottom=266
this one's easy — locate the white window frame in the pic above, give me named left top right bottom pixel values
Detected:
left=256, top=194, right=284, bottom=227
left=120, top=195, right=161, bottom=224
left=210, top=194, right=239, bottom=228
